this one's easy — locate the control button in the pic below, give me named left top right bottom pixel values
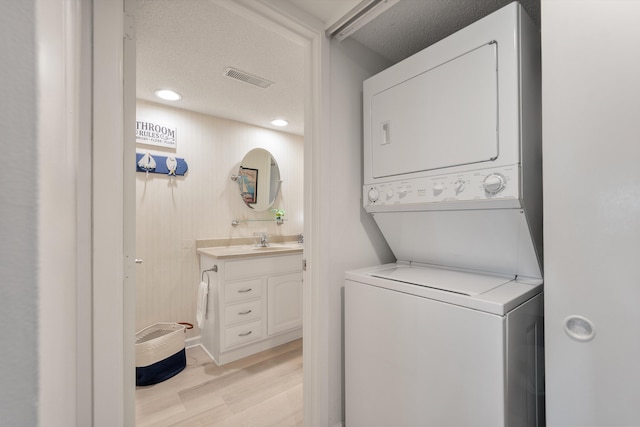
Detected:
left=483, top=174, right=505, bottom=194
left=386, top=189, right=394, bottom=199
left=432, top=184, right=444, bottom=196
left=455, top=180, right=466, bottom=194
left=367, top=188, right=379, bottom=202
left=398, top=188, right=408, bottom=198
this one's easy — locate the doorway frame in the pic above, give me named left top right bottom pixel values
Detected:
left=92, top=0, right=330, bottom=425
left=212, top=1, right=330, bottom=424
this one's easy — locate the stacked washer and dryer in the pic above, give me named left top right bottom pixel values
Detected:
left=345, top=3, right=544, bottom=426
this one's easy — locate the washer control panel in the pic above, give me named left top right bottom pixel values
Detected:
left=364, top=166, right=519, bottom=207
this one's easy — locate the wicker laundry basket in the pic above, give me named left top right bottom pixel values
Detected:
left=135, top=322, right=191, bottom=386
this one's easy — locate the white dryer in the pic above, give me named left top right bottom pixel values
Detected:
left=346, top=2, right=544, bottom=426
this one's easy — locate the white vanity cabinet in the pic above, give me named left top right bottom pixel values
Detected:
left=199, top=250, right=303, bottom=365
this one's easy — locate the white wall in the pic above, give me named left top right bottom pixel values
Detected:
left=322, top=38, right=394, bottom=426
left=0, top=1, right=39, bottom=425
left=542, top=1, right=640, bottom=425
left=135, top=100, right=304, bottom=337
left=2, top=1, right=93, bottom=425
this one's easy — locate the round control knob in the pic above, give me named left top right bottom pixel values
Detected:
left=386, top=189, right=394, bottom=199
left=483, top=174, right=505, bottom=194
left=455, top=180, right=465, bottom=194
left=398, top=187, right=408, bottom=198
left=433, top=184, right=444, bottom=196
left=367, top=187, right=379, bottom=202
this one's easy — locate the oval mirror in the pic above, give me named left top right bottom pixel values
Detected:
left=235, top=148, right=281, bottom=211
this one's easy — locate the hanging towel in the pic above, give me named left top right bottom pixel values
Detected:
left=196, top=281, right=209, bottom=329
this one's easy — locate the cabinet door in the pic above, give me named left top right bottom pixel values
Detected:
left=267, top=272, right=302, bottom=336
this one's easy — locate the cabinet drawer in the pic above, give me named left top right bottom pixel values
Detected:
left=224, top=320, right=264, bottom=349
left=225, top=254, right=302, bottom=281
left=225, top=278, right=263, bottom=304
left=224, top=300, right=263, bottom=326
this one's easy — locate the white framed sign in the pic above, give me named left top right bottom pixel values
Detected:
left=136, top=120, right=177, bottom=149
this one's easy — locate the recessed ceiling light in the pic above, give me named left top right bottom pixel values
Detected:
left=271, top=119, right=288, bottom=127
left=154, top=89, right=182, bottom=101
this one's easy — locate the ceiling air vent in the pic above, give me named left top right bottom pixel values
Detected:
left=223, top=67, right=274, bottom=89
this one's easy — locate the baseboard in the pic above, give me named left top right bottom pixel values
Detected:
left=185, top=335, right=202, bottom=349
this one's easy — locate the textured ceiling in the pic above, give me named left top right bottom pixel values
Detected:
left=136, top=0, right=540, bottom=137
left=350, top=0, right=540, bottom=63
left=136, top=0, right=305, bottom=135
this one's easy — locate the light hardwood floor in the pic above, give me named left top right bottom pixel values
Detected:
left=135, top=339, right=303, bottom=426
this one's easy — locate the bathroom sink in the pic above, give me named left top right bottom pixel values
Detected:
left=252, top=243, right=302, bottom=251
left=198, top=242, right=302, bottom=259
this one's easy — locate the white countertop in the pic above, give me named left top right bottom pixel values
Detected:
left=197, top=243, right=303, bottom=259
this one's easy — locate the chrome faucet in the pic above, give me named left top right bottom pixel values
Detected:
left=254, top=232, right=269, bottom=247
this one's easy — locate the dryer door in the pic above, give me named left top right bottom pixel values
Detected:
left=369, top=42, right=498, bottom=179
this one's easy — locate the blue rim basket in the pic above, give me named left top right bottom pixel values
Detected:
left=135, top=322, right=193, bottom=386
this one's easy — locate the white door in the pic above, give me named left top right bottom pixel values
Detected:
left=542, top=1, right=640, bottom=425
